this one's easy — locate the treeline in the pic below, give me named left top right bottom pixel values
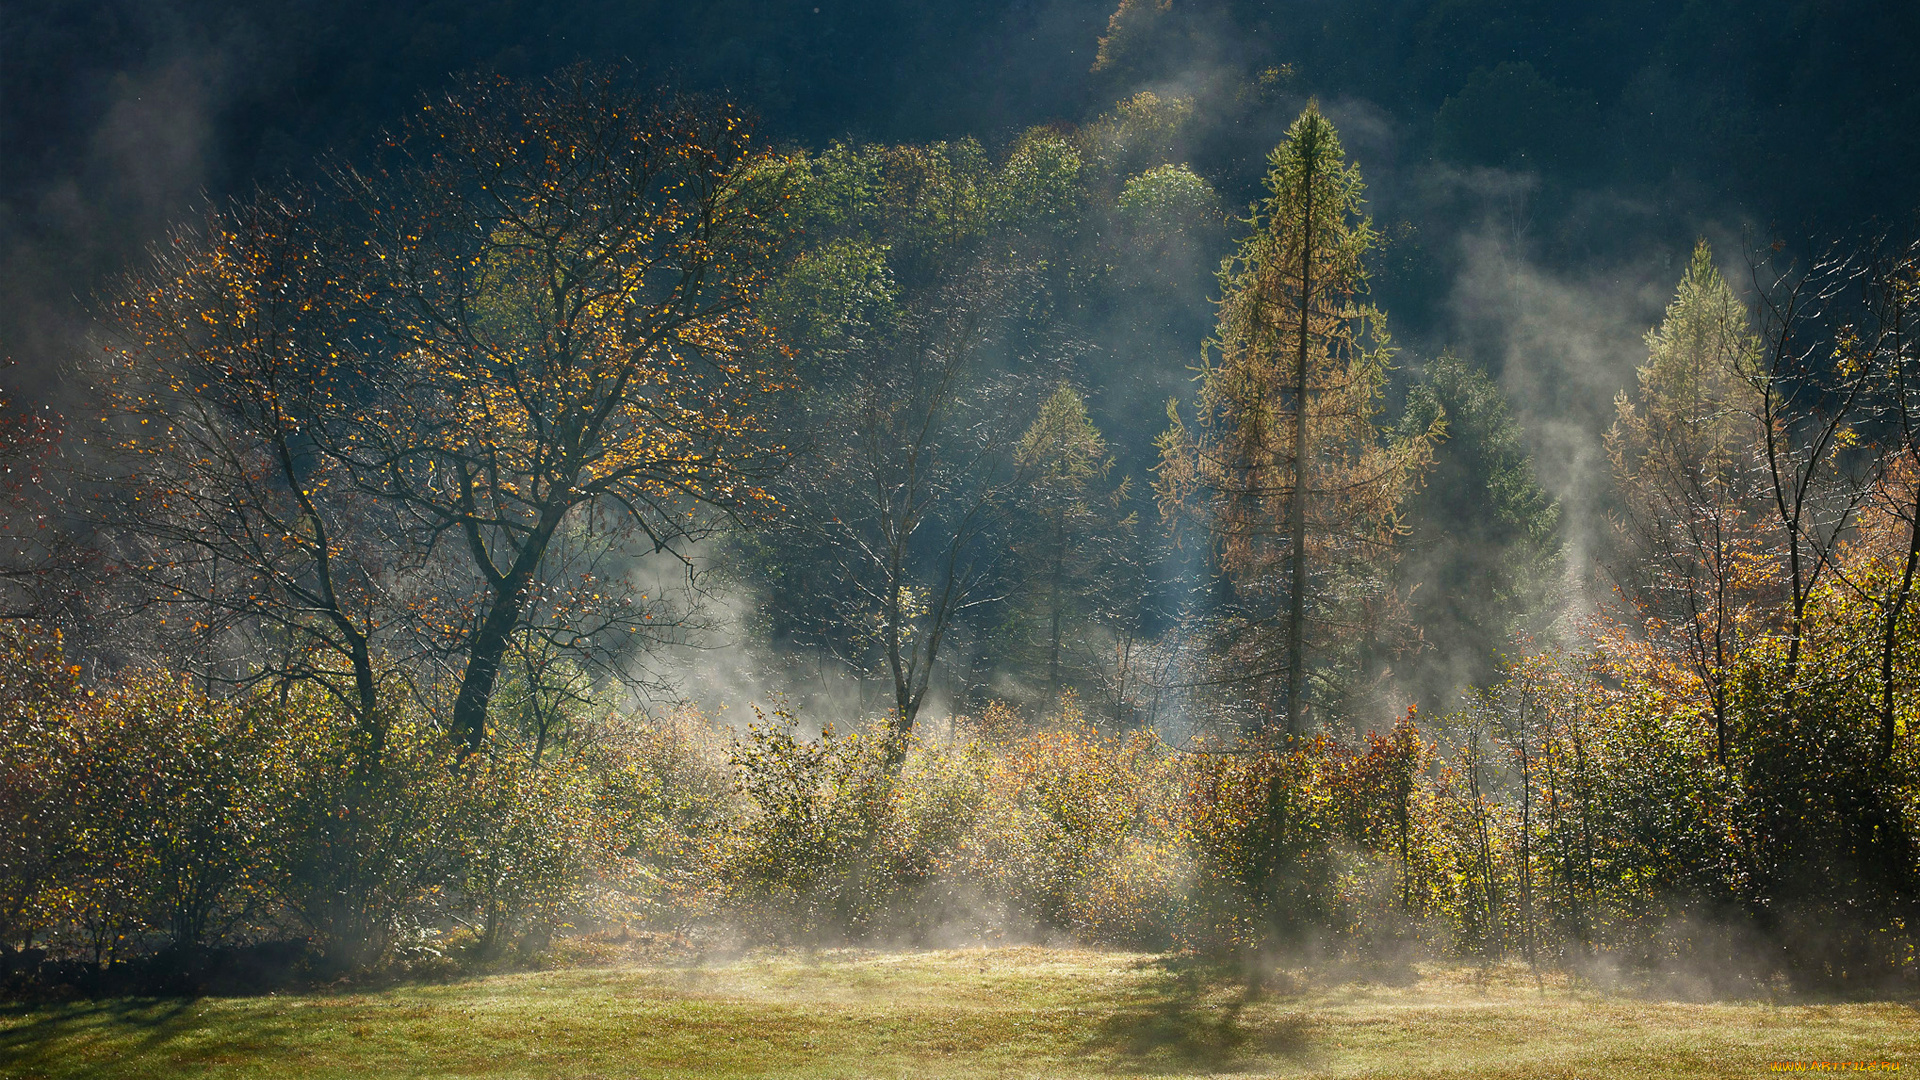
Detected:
left=4, top=628, right=1911, bottom=992
left=0, top=65, right=1916, bottom=991
left=1090, top=0, right=1919, bottom=229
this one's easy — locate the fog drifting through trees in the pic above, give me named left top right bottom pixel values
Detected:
left=0, top=3, right=1917, bottom=997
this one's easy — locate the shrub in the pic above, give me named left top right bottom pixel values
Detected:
left=72, top=672, right=287, bottom=958
left=960, top=706, right=1186, bottom=945
left=0, top=636, right=296, bottom=965
left=590, top=706, right=739, bottom=926
left=454, top=754, right=606, bottom=958
left=0, top=625, right=91, bottom=955
left=1178, top=739, right=1338, bottom=958
left=266, top=701, right=460, bottom=971
left=713, top=711, right=896, bottom=939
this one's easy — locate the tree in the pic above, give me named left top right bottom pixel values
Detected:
left=98, top=192, right=398, bottom=737
left=1400, top=352, right=1560, bottom=711
left=1003, top=383, right=1139, bottom=709
left=0, top=397, right=73, bottom=624
left=1606, top=240, right=1771, bottom=762
left=1158, top=103, right=1434, bottom=735
left=772, top=263, right=1037, bottom=759
left=1823, top=234, right=1920, bottom=765
left=332, top=69, right=792, bottom=753
left=1746, top=240, right=1878, bottom=709
left=1858, top=238, right=1920, bottom=763
left=744, top=136, right=1084, bottom=759
left=95, top=69, right=792, bottom=757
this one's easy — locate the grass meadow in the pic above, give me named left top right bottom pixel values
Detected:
left=0, top=947, right=1913, bottom=1079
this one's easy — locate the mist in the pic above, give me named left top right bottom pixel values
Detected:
left=1, top=0, right=1917, bottom=1019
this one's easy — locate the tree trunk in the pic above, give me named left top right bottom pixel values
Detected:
left=349, top=633, right=380, bottom=752
left=1879, top=484, right=1920, bottom=765
left=452, top=579, right=533, bottom=754
left=1466, top=732, right=1501, bottom=953
left=1570, top=716, right=1598, bottom=954
left=1284, top=131, right=1317, bottom=738
left=450, top=508, right=566, bottom=755
left=1047, top=545, right=1064, bottom=709
left=1517, top=716, right=1535, bottom=967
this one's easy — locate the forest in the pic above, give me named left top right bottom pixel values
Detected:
left=0, top=0, right=1917, bottom=1009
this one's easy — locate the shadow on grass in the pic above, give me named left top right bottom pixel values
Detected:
left=1083, top=956, right=1310, bottom=1074
left=0, top=997, right=207, bottom=1076
left=0, top=993, right=334, bottom=1079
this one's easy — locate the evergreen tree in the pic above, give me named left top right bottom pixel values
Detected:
left=1158, top=103, right=1435, bottom=735
left=1398, top=353, right=1561, bottom=712
left=1606, top=239, right=1769, bottom=762
left=1003, top=384, right=1139, bottom=709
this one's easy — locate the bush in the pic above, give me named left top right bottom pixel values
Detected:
left=707, top=700, right=1200, bottom=948
left=960, top=705, right=1186, bottom=946
left=6, top=600, right=1907, bottom=992
left=0, top=633, right=299, bottom=966
left=454, top=754, right=605, bottom=959
left=586, top=707, right=739, bottom=929
left=712, top=710, right=897, bottom=939
left=1178, top=739, right=1339, bottom=958
left=73, top=672, right=286, bottom=958
left=263, top=700, right=461, bottom=972
left=0, top=625, right=93, bottom=957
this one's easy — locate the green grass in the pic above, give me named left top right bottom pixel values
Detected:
left=1, top=947, right=1914, bottom=1078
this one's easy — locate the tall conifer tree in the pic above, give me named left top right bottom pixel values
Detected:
left=1607, top=239, right=1769, bottom=762
left=1006, top=383, right=1137, bottom=708
left=1159, top=103, right=1434, bottom=735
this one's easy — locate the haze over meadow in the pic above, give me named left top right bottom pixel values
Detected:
left=0, top=0, right=1917, bottom=1013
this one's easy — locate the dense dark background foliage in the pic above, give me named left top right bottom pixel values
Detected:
left=5, top=0, right=1916, bottom=405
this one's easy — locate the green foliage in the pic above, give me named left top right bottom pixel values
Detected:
left=90, top=676, right=286, bottom=956
left=763, top=237, right=897, bottom=357
left=1113, top=163, right=1218, bottom=238
left=1179, top=742, right=1340, bottom=956
left=1433, top=62, right=1597, bottom=171
left=258, top=701, right=461, bottom=970
left=1077, top=91, right=1195, bottom=192
left=0, top=625, right=90, bottom=949
left=996, top=386, right=1141, bottom=709
left=706, top=698, right=1402, bottom=955
left=0, top=631, right=308, bottom=964
left=1606, top=240, right=1773, bottom=760
left=1400, top=353, right=1561, bottom=707
left=961, top=700, right=1187, bottom=945
left=454, top=754, right=606, bottom=958
left=997, top=133, right=1086, bottom=239
left=1631, top=242, right=1760, bottom=436
left=0, top=645, right=706, bottom=973
left=589, top=709, right=738, bottom=925
left=1405, top=588, right=1920, bottom=988
left=1159, top=104, right=1437, bottom=733
left=714, top=711, right=898, bottom=938
left=1110, top=164, right=1225, bottom=296
left=1, top=600, right=1913, bottom=988
left=741, top=132, right=1102, bottom=741
left=1724, top=590, right=1920, bottom=980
